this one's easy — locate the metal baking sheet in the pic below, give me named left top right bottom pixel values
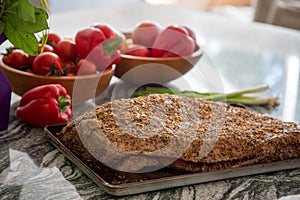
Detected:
left=45, top=124, right=300, bottom=196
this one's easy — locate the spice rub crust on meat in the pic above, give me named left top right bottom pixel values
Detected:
left=57, top=94, right=300, bottom=173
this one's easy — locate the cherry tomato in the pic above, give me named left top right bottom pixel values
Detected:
left=111, top=50, right=121, bottom=65
left=63, top=61, right=76, bottom=75
left=124, top=44, right=151, bottom=57
left=93, top=23, right=119, bottom=39
left=66, top=73, right=76, bottom=77
left=181, top=25, right=197, bottom=42
left=75, top=27, right=106, bottom=59
left=86, top=44, right=120, bottom=71
left=25, top=69, right=33, bottom=73
left=132, top=21, right=161, bottom=48
left=28, top=43, right=55, bottom=64
left=39, top=43, right=55, bottom=53
left=2, top=49, right=29, bottom=69
left=93, top=23, right=126, bottom=51
left=32, top=52, right=63, bottom=76
left=55, top=39, right=78, bottom=62
left=75, top=59, right=97, bottom=75
left=152, top=25, right=195, bottom=57
left=45, top=33, right=61, bottom=48
left=166, top=25, right=189, bottom=35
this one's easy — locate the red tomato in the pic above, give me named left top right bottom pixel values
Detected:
left=93, top=23, right=119, bottom=39
left=46, top=33, right=61, bottom=48
left=152, top=25, right=195, bottom=57
left=75, top=59, right=97, bottom=75
left=166, top=25, right=189, bottom=35
left=32, top=52, right=63, bottom=76
left=2, top=49, right=29, bottom=69
left=55, top=39, right=78, bottom=62
left=28, top=43, right=55, bottom=64
left=111, top=50, right=121, bottom=65
left=92, top=23, right=125, bottom=50
left=28, top=56, right=35, bottom=65
left=132, top=21, right=161, bottom=48
left=28, top=56, right=34, bottom=65
left=66, top=73, right=76, bottom=76
left=39, top=43, right=55, bottom=53
left=63, top=61, right=76, bottom=75
left=86, top=43, right=121, bottom=71
left=25, top=69, right=33, bottom=73
left=75, top=27, right=106, bottom=59
left=124, top=44, right=151, bottom=57
left=181, top=25, right=197, bottom=42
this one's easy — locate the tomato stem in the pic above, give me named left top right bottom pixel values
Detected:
left=104, top=36, right=122, bottom=56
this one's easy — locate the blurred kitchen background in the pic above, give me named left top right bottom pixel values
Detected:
left=21, top=0, right=300, bottom=123
left=32, top=0, right=300, bottom=30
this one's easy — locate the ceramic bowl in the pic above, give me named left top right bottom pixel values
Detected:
left=114, top=32, right=203, bottom=85
left=0, top=56, right=115, bottom=103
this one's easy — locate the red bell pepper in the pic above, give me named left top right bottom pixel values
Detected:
left=152, top=25, right=196, bottom=57
left=16, top=84, right=72, bottom=127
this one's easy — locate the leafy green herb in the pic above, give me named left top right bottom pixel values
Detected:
left=104, top=36, right=122, bottom=56
left=0, top=0, right=49, bottom=55
left=133, top=85, right=280, bottom=107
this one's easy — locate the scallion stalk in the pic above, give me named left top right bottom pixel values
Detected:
left=133, top=85, right=279, bottom=107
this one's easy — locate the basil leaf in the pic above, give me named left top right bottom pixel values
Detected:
left=4, top=0, right=18, bottom=8
left=5, top=1, right=49, bottom=33
left=5, top=22, right=39, bottom=55
left=0, top=23, right=4, bottom=34
left=18, top=0, right=35, bottom=23
left=34, top=7, right=49, bottom=30
left=0, top=0, right=49, bottom=55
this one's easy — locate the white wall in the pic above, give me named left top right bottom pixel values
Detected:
left=47, top=0, right=140, bottom=13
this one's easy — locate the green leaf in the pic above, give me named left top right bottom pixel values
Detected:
left=4, top=0, right=18, bottom=8
left=18, top=0, right=36, bottom=23
left=34, top=7, right=49, bottom=30
left=5, top=1, right=49, bottom=34
left=104, top=37, right=122, bottom=56
left=0, top=23, right=4, bottom=33
left=0, top=0, right=49, bottom=56
left=4, top=0, right=19, bottom=13
left=5, top=22, right=38, bottom=55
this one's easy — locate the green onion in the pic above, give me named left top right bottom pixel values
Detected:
left=133, top=85, right=279, bottom=107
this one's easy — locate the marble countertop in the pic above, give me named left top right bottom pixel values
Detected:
left=1, top=1, right=300, bottom=199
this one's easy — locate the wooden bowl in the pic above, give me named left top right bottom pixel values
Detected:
left=0, top=56, right=115, bottom=103
left=115, top=32, right=203, bottom=85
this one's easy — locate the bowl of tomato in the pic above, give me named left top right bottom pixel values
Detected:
left=114, top=21, right=203, bottom=85
left=0, top=23, right=127, bottom=103
left=0, top=54, right=115, bottom=104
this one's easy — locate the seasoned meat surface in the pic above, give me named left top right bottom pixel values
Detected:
left=57, top=94, right=300, bottom=172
